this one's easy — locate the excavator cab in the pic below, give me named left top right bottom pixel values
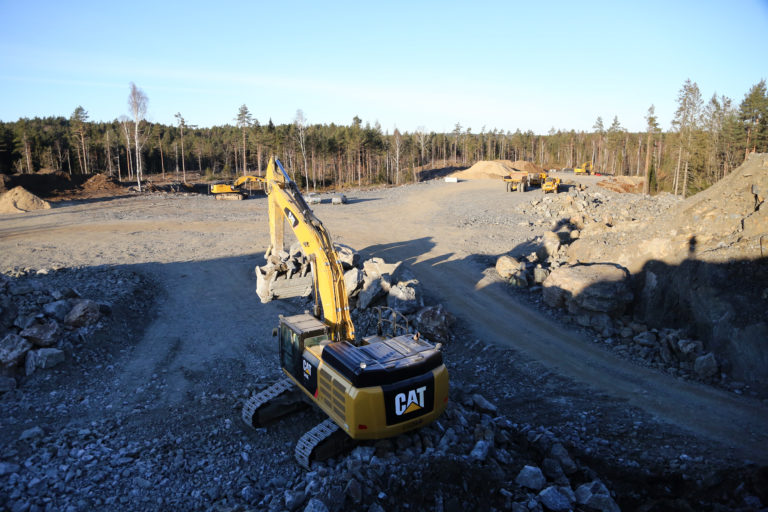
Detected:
left=277, top=313, right=328, bottom=394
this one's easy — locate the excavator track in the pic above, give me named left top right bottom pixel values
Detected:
left=241, top=377, right=307, bottom=429
left=294, top=418, right=357, bottom=469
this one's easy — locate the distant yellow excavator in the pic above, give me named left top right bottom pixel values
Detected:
left=574, top=162, right=593, bottom=175
left=242, top=157, right=449, bottom=468
left=210, top=175, right=265, bottom=200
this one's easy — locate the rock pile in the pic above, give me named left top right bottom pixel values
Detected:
left=495, top=173, right=761, bottom=389
left=257, top=243, right=455, bottom=343
left=257, top=386, right=620, bottom=512
left=0, top=270, right=115, bottom=391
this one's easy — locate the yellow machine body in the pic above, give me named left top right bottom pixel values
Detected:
left=263, top=157, right=449, bottom=440
left=574, top=161, right=593, bottom=175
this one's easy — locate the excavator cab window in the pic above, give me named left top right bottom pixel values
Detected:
left=279, top=324, right=300, bottom=374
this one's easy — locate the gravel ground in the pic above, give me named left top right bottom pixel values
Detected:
left=1, top=179, right=766, bottom=511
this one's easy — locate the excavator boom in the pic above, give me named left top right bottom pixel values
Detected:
left=263, top=158, right=354, bottom=342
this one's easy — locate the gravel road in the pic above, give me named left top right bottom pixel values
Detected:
left=1, top=178, right=766, bottom=511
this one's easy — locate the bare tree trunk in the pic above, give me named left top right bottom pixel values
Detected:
left=158, top=133, right=165, bottom=179
left=682, top=158, right=690, bottom=198
left=673, top=146, right=683, bottom=196
left=643, top=133, right=652, bottom=195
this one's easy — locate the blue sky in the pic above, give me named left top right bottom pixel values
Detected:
left=1, top=0, right=766, bottom=134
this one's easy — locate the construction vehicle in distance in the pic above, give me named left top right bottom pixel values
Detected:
left=542, top=176, right=561, bottom=194
left=574, top=162, right=593, bottom=175
left=210, top=175, right=265, bottom=200
left=242, top=157, right=449, bottom=468
left=503, top=169, right=530, bottom=192
left=503, top=169, right=547, bottom=192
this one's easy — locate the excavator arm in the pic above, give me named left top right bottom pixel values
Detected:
left=263, top=157, right=355, bottom=343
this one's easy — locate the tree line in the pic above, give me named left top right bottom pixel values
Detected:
left=1, top=79, right=766, bottom=197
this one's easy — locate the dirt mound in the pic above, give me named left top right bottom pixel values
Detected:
left=451, top=160, right=544, bottom=180
left=82, top=174, right=123, bottom=194
left=597, top=176, right=645, bottom=194
left=0, top=186, right=52, bottom=213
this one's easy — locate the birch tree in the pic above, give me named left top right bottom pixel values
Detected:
left=118, top=116, right=133, bottom=180
left=236, top=104, right=252, bottom=175
left=294, top=109, right=309, bottom=191
left=128, top=82, right=148, bottom=191
left=175, top=112, right=187, bottom=183
left=70, top=106, right=89, bottom=174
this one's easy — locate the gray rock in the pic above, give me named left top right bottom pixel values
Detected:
left=515, top=465, right=546, bottom=491
left=20, top=319, right=60, bottom=347
left=549, top=443, right=578, bottom=475
left=538, top=486, right=571, bottom=511
left=304, top=498, right=329, bottom=512
left=19, top=426, right=44, bottom=441
left=0, top=333, right=33, bottom=368
left=0, top=462, right=21, bottom=476
left=536, top=231, right=561, bottom=261
left=472, top=393, right=498, bottom=414
left=542, top=264, right=633, bottom=315
left=676, top=339, right=703, bottom=361
left=469, top=440, right=491, bottom=462
left=357, top=277, right=385, bottom=310
left=633, top=331, right=658, bottom=347
left=533, top=266, right=550, bottom=284
left=42, top=300, right=72, bottom=322
left=413, top=304, right=454, bottom=343
left=496, top=255, right=521, bottom=279
left=343, top=268, right=363, bottom=299
left=386, top=283, right=421, bottom=314
left=25, top=348, right=65, bottom=375
left=363, top=257, right=398, bottom=280
left=334, top=243, right=360, bottom=270
left=575, top=480, right=620, bottom=512
left=331, top=194, right=347, bottom=205
left=285, top=489, right=306, bottom=511
left=64, top=299, right=102, bottom=327
left=694, top=353, right=718, bottom=379
left=344, top=478, right=362, bottom=504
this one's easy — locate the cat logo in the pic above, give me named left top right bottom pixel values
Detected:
left=284, top=207, right=299, bottom=228
left=302, top=360, right=312, bottom=379
left=394, top=386, right=427, bottom=416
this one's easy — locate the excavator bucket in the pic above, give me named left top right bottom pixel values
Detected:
left=255, top=246, right=314, bottom=303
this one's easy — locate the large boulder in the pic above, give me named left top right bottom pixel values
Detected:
left=386, top=282, right=422, bottom=314
left=25, top=348, right=65, bottom=376
left=413, top=304, right=454, bottom=343
left=542, top=264, right=633, bottom=315
left=536, top=231, right=562, bottom=261
left=343, top=268, right=363, bottom=299
left=0, top=333, right=33, bottom=369
left=357, top=276, right=386, bottom=310
left=43, top=299, right=72, bottom=322
left=64, top=299, right=102, bottom=327
left=495, top=255, right=521, bottom=279
left=20, top=319, right=60, bottom=347
left=334, top=243, right=360, bottom=270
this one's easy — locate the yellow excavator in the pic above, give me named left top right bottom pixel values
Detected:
left=210, top=175, right=265, bottom=200
left=242, top=157, right=449, bottom=468
left=574, top=161, right=593, bottom=175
